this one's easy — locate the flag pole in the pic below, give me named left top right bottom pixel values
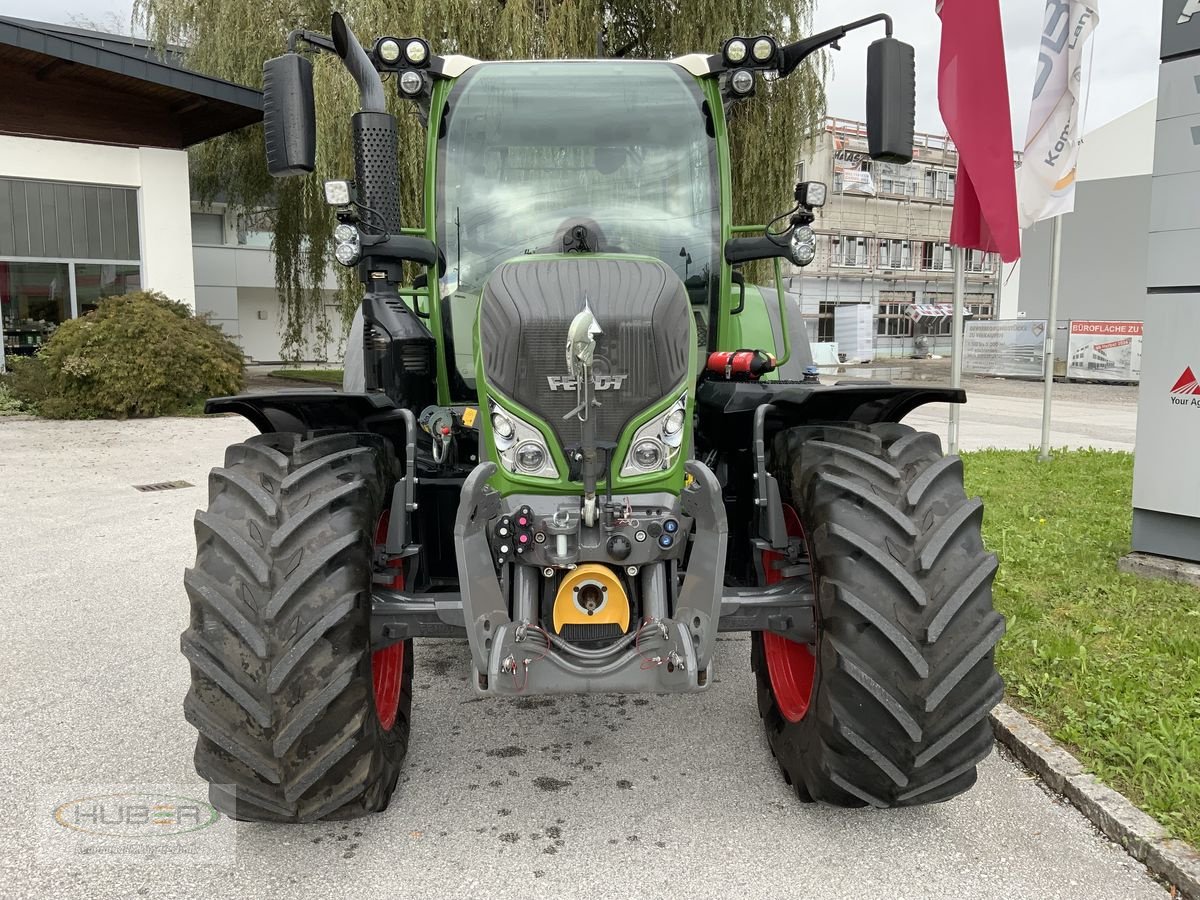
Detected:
left=1039, top=215, right=1063, bottom=461
left=948, top=245, right=966, bottom=454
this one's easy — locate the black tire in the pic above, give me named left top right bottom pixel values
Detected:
left=183, top=431, right=412, bottom=822
left=752, top=422, right=1004, bottom=807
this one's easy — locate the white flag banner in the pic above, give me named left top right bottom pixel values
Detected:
left=1017, top=0, right=1100, bottom=229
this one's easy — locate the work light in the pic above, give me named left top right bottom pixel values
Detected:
left=399, top=70, right=424, bottom=95
left=324, top=180, right=352, bottom=206
left=333, top=223, right=357, bottom=243
left=751, top=36, right=777, bottom=63
left=376, top=38, right=401, bottom=64
left=797, top=181, right=828, bottom=208
left=405, top=39, right=429, bottom=65
left=723, top=38, right=748, bottom=65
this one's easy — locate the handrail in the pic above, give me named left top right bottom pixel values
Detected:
left=731, top=224, right=791, bottom=367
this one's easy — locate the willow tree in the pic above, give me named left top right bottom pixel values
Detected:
left=135, top=0, right=826, bottom=360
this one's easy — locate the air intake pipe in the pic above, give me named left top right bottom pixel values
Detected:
left=331, top=12, right=402, bottom=234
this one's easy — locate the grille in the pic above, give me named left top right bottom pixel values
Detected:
left=480, top=257, right=691, bottom=448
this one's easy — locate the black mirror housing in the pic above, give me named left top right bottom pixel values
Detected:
left=866, top=37, right=915, bottom=164
left=262, top=53, right=317, bottom=177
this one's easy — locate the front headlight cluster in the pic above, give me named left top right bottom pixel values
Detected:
left=620, top=393, right=688, bottom=478
left=489, top=400, right=559, bottom=479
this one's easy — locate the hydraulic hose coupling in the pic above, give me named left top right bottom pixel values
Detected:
left=706, top=349, right=777, bottom=381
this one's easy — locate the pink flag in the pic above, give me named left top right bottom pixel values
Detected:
left=937, top=0, right=1021, bottom=262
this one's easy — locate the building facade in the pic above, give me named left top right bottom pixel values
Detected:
left=789, top=118, right=1004, bottom=359
left=0, top=17, right=260, bottom=364
left=190, top=203, right=345, bottom=364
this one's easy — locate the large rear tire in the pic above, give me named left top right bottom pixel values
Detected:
left=752, top=422, right=1004, bottom=807
left=183, top=432, right=412, bottom=822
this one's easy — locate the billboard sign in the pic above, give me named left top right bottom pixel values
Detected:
left=1067, top=320, right=1142, bottom=381
left=963, top=319, right=1047, bottom=377
left=1163, top=0, right=1200, bottom=60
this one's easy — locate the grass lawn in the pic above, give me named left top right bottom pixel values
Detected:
left=964, top=449, right=1200, bottom=847
left=268, top=368, right=344, bottom=385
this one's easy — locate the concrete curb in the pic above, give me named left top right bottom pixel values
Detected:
left=1118, top=552, right=1200, bottom=589
left=990, top=702, right=1200, bottom=899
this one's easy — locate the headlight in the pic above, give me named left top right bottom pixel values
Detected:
left=399, top=71, right=424, bottom=95
left=516, top=442, right=547, bottom=473
left=729, top=69, right=755, bottom=95
left=789, top=226, right=817, bottom=267
left=491, top=412, right=515, bottom=440
left=620, top=392, right=687, bottom=477
left=724, top=38, right=748, bottom=65
left=488, top=399, right=558, bottom=478
left=333, top=223, right=357, bottom=243
left=632, top=440, right=664, bottom=470
left=664, top=407, right=685, bottom=436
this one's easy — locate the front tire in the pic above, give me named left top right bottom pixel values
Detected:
left=183, top=432, right=412, bottom=822
left=753, top=423, right=1004, bottom=807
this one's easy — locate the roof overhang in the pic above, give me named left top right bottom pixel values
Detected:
left=0, top=17, right=262, bottom=149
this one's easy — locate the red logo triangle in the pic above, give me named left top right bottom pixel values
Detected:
left=1171, top=366, right=1199, bottom=395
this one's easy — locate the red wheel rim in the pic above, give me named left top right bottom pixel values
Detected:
left=761, top=504, right=816, bottom=723
left=372, top=512, right=405, bottom=732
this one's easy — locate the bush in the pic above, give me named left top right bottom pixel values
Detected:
left=5, top=291, right=244, bottom=419
left=0, top=381, right=28, bottom=415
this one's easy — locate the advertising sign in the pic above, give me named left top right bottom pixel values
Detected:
left=1162, top=0, right=1200, bottom=61
left=1066, top=321, right=1142, bottom=382
left=963, top=319, right=1047, bottom=377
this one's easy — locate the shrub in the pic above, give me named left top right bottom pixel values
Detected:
left=0, top=380, right=28, bottom=415
left=6, top=291, right=244, bottom=419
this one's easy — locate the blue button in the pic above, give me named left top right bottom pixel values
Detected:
left=658, top=534, right=674, bottom=549
left=663, top=519, right=678, bottom=534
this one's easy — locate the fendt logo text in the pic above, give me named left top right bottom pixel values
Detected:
left=1181, top=0, right=1200, bottom=25
left=547, top=374, right=628, bottom=392
left=1170, top=366, right=1200, bottom=407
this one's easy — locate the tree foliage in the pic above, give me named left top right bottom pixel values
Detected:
left=136, top=0, right=826, bottom=360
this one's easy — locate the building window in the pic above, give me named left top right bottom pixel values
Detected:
left=191, top=212, right=225, bottom=245
left=237, top=210, right=274, bottom=248
left=831, top=235, right=869, bottom=268
left=817, top=301, right=836, bottom=342
left=879, top=239, right=913, bottom=270
left=74, top=264, right=143, bottom=316
left=876, top=291, right=915, bottom=337
left=924, top=169, right=956, bottom=202
left=966, top=249, right=995, bottom=273
left=0, top=177, right=142, bottom=354
left=921, top=241, right=954, bottom=272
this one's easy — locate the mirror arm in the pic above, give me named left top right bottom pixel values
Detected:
left=777, top=13, right=893, bottom=78
left=286, top=29, right=336, bottom=55
left=725, top=235, right=790, bottom=266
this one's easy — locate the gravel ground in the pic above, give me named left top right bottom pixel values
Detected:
left=0, top=414, right=1163, bottom=899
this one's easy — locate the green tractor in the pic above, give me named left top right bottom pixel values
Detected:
left=184, top=11, right=1003, bottom=822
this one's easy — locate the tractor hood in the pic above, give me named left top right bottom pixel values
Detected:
left=478, top=255, right=693, bottom=454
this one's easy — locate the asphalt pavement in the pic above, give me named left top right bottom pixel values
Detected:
left=0, top=388, right=1160, bottom=899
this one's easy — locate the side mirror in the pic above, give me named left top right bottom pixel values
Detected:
left=865, top=37, right=915, bottom=164
left=262, top=53, right=317, bottom=177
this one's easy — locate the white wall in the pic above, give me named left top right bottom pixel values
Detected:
left=0, top=134, right=196, bottom=308
left=236, top=287, right=346, bottom=364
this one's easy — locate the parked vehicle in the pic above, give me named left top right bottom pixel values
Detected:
left=183, top=12, right=1003, bottom=821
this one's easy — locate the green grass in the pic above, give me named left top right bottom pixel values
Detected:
left=964, top=449, right=1200, bottom=847
left=269, top=368, right=344, bottom=385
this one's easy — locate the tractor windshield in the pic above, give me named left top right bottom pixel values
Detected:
left=437, top=60, right=718, bottom=390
